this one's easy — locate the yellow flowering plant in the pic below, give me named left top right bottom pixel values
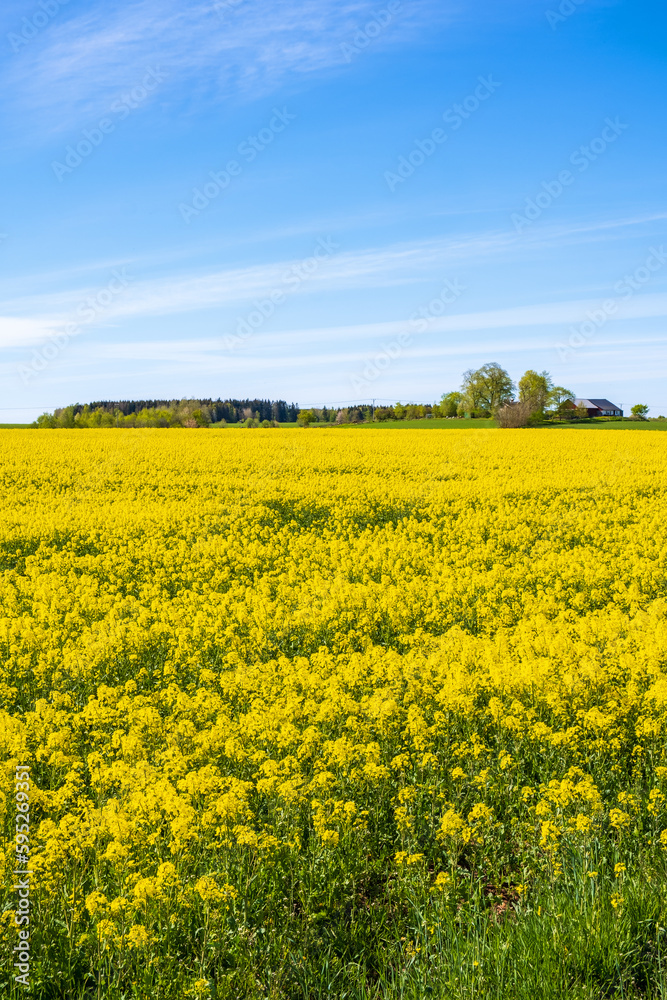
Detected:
left=0, top=428, right=667, bottom=996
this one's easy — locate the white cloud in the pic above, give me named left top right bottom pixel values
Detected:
left=6, top=211, right=666, bottom=334
left=0, top=231, right=512, bottom=326
left=78, top=320, right=667, bottom=369
left=2, top=0, right=444, bottom=136
left=0, top=316, right=59, bottom=349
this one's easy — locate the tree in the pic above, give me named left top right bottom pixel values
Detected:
left=518, top=370, right=553, bottom=415
left=35, top=412, right=57, bottom=428
left=192, top=408, right=210, bottom=427
left=548, top=386, right=575, bottom=420
left=440, top=391, right=463, bottom=417
left=460, top=363, right=514, bottom=416
left=57, top=405, right=76, bottom=428
left=631, top=404, right=649, bottom=420
left=297, top=409, right=316, bottom=426
left=405, top=404, right=425, bottom=420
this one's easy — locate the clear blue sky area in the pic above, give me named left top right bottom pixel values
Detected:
left=1, top=0, right=666, bottom=419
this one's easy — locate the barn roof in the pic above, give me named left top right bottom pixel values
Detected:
left=574, top=398, right=621, bottom=410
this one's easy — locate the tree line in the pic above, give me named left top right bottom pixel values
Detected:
left=34, top=399, right=299, bottom=428
left=299, top=366, right=581, bottom=426
left=32, top=367, right=647, bottom=429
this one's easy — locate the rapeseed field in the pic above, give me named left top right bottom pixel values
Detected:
left=2, top=428, right=667, bottom=999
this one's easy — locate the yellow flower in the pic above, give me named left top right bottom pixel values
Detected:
left=437, top=809, right=469, bottom=841
left=468, top=802, right=493, bottom=825
left=96, top=920, right=118, bottom=946
left=191, top=980, right=211, bottom=999
left=3, top=426, right=667, bottom=985
left=319, top=829, right=340, bottom=848
left=109, top=896, right=129, bottom=917
left=85, top=890, right=108, bottom=918
left=194, top=876, right=234, bottom=904
left=433, top=872, right=451, bottom=890
left=132, top=877, right=158, bottom=901
left=539, top=821, right=561, bottom=850
left=609, top=809, right=630, bottom=830
left=574, top=814, right=592, bottom=834
left=126, top=924, right=150, bottom=949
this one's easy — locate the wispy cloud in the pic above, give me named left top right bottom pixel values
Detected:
left=78, top=301, right=667, bottom=367
left=0, top=231, right=514, bottom=332
left=3, top=212, right=667, bottom=348
left=0, top=317, right=57, bottom=350
left=2, top=0, right=445, bottom=137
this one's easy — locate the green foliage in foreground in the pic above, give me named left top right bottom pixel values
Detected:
left=12, top=844, right=667, bottom=998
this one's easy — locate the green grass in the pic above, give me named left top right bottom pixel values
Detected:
left=342, top=418, right=498, bottom=429
left=252, top=881, right=667, bottom=1000
left=315, top=418, right=667, bottom=431
left=296, top=419, right=667, bottom=431
left=12, top=418, right=667, bottom=433
left=350, top=418, right=667, bottom=430
left=543, top=419, right=667, bottom=430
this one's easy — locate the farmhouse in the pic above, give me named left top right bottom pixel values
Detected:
left=570, top=398, right=624, bottom=417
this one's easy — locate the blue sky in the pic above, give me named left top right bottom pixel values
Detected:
left=1, top=0, right=666, bottom=420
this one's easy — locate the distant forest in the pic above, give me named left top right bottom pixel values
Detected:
left=35, top=398, right=299, bottom=428
left=86, top=398, right=299, bottom=422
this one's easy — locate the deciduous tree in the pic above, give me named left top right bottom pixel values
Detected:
left=460, top=363, right=514, bottom=416
left=440, top=391, right=463, bottom=417
left=518, top=370, right=553, bottom=415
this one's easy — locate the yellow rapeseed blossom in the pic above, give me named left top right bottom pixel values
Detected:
left=609, top=809, right=631, bottom=830
left=126, top=924, right=150, bottom=949
left=85, top=890, right=108, bottom=918
left=433, top=872, right=451, bottom=890
left=437, top=809, right=470, bottom=842
left=1, top=427, right=666, bottom=990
